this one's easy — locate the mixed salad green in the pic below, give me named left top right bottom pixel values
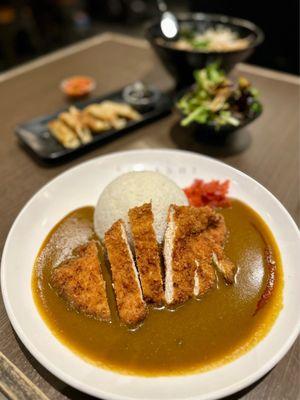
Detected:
left=177, top=63, right=262, bottom=129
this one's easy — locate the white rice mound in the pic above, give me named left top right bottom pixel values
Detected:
left=94, top=171, right=188, bottom=244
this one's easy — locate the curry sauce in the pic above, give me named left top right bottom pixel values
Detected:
left=32, top=199, right=283, bottom=376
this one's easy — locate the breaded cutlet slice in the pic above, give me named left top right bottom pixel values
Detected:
left=51, top=241, right=111, bottom=320
left=213, top=254, right=236, bottom=284
left=192, top=236, right=218, bottom=296
left=128, top=203, right=164, bottom=304
left=164, top=205, right=223, bottom=304
left=200, top=211, right=237, bottom=285
left=104, top=220, right=147, bottom=326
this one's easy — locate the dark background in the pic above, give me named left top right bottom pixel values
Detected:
left=0, top=0, right=298, bottom=74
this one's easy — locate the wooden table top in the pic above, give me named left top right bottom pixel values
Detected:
left=0, top=33, right=299, bottom=400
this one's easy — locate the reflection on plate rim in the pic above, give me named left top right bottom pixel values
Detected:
left=1, top=149, right=300, bottom=400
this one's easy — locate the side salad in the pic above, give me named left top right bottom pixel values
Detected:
left=177, top=63, right=262, bottom=129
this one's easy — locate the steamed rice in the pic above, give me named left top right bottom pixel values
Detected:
left=94, top=171, right=188, bottom=244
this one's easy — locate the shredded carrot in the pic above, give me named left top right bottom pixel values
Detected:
left=183, top=179, right=231, bottom=208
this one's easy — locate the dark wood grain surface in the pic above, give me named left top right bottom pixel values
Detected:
left=0, top=352, right=49, bottom=400
left=0, top=33, right=299, bottom=400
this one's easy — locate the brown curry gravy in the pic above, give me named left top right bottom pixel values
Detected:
left=32, top=199, right=283, bottom=376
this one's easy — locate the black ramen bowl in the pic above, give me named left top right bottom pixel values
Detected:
left=145, top=13, right=264, bottom=88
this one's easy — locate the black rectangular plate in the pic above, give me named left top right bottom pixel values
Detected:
left=15, top=87, right=172, bottom=163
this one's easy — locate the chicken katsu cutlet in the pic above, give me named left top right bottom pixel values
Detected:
left=164, top=205, right=236, bottom=304
left=128, top=203, right=164, bottom=304
left=104, top=220, right=147, bottom=326
left=190, top=207, right=236, bottom=295
left=203, top=216, right=236, bottom=285
left=164, top=205, right=214, bottom=304
left=51, top=241, right=110, bottom=320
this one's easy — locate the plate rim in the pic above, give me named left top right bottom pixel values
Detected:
left=1, top=148, right=300, bottom=400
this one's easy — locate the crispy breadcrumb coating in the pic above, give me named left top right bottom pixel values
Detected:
left=129, top=203, right=164, bottom=304
left=104, top=219, right=147, bottom=326
left=165, top=205, right=236, bottom=303
left=51, top=241, right=110, bottom=320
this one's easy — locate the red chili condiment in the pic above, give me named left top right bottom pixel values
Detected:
left=61, top=75, right=95, bottom=98
left=183, top=179, right=231, bottom=208
left=253, top=247, right=276, bottom=315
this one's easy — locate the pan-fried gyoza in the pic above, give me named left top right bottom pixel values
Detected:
left=48, top=100, right=141, bottom=149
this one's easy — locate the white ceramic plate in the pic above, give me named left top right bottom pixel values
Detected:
left=2, top=149, right=300, bottom=400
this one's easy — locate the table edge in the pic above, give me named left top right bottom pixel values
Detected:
left=0, top=32, right=299, bottom=86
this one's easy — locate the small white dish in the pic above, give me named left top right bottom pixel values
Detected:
left=1, top=149, right=300, bottom=400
